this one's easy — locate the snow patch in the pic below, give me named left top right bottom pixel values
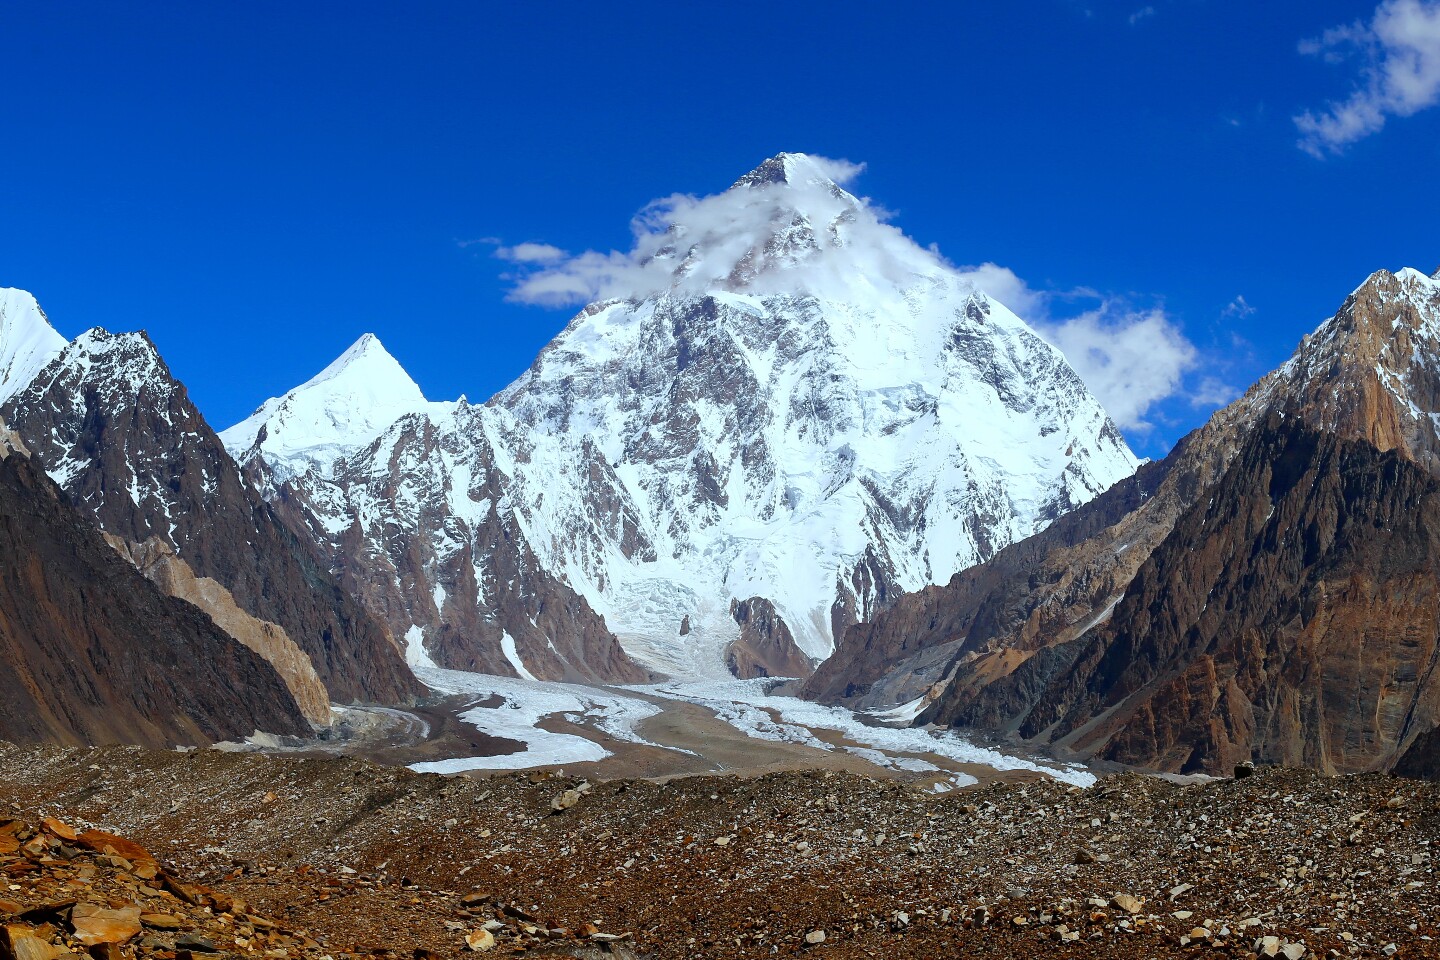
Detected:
left=500, top=632, right=537, bottom=681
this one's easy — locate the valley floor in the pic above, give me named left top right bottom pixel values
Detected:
left=0, top=743, right=1436, bottom=958
left=240, top=668, right=1096, bottom=792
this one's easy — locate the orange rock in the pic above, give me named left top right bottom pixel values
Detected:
left=38, top=820, right=76, bottom=844
left=1, top=923, right=64, bottom=960
left=73, top=833, right=155, bottom=870
left=69, top=903, right=142, bottom=946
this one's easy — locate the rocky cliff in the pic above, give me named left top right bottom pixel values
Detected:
left=812, top=267, right=1440, bottom=776
left=0, top=327, right=422, bottom=707
left=0, top=418, right=308, bottom=747
left=105, top=534, right=334, bottom=726
left=725, top=597, right=815, bottom=679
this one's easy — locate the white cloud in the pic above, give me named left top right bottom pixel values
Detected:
left=497, top=242, right=568, bottom=263
left=1190, top=376, right=1240, bottom=408
left=1129, top=6, right=1156, bottom=25
left=493, top=155, right=1205, bottom=432
left=1037, top=307, right=1198, bottom=431
left=949, top=263, right=1204, bottom=431
left=1223, top=295, right=1256, bottom=318
left=1295, top=0, right=1440, bottom=156
left=502, top=154, right=932, bottom=308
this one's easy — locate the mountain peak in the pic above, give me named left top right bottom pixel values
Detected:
left=220, top=334, right=434, bottom=481
left=308, top=333, right=416, bottom=391
left=1262, top=264, right=1440, bottom=469
left=732, top=153, right=838, bottom=190
left=0, top=288, right=67, bottom=405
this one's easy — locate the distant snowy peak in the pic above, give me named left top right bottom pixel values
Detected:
left=221, top=333, right=445, bottom=482
left=606, top=152, right=949, bottom=304
left=731, top=152, right=855, bottom=192
left=230, top=152, right=1143, bottom=678
left=0, top=288, right=66, bottom=405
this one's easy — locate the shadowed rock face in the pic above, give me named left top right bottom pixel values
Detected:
left=0, top=329, right=422, bottom=707
left=811, top=268, right=1440, bottom=777
left=261, top=409, right=650, bottom=684
left=106, top=535, right=334, bottom=726
left=940, top=417, right=1440, bottom=774
left=0, top=424, right=308, bottom=747
left=725, top=597, right=813, bottom=679
left=1395, top=723, right=1440, bottom=780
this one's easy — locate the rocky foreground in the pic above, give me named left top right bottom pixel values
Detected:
left=0, top=743, right=1436, bottom=959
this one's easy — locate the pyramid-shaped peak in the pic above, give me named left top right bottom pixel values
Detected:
left=731, top=152, right=858, bottom=192
left=219, top=332, right=435, bottom=475
left=300, top=333, right=423, bottom=400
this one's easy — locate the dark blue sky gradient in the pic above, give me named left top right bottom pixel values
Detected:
left=2, top=1, right=1436, bottom=456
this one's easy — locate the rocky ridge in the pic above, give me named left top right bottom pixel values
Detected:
left=810, top=267, right=1440, bottom=777
left=0, top=417, right=309, bottom=747
left=243, top=394, right=648, bottom=685
left=0, top=324, right=422, bottom=709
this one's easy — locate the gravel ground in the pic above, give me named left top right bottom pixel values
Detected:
left=0, top=742, right=1436, bottom=958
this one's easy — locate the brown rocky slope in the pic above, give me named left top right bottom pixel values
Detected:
left=0, top=328, right=422, bottom=706
left=0, top=421, right=308, bottom=747
left=807, top=266, right=1440, bottom=778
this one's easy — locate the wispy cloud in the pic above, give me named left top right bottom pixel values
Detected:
left=957, top=263, right=1203, bottom=431
left=1295, top=0, right=1440, bottom=156
left=496, top=242, right=568, bottom=263
left=489, top=155, right=1207, bottom=433
left=1223, top=295, right=1256, bottom=318
left=1129, top=6, right=1156, bottom=25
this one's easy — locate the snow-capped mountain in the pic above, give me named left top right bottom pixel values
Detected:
left=228, top=153, right=1140, bottom=678
left=228, top=339, right=648, bottom=685
left=0, top=288, right=65, bottom=404
left=0, top=321, right=422, bottom=708
left=221, top=333, right=450, bottom=488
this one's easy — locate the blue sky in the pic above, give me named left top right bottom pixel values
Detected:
left=2, top=1, right=1438, bottom=458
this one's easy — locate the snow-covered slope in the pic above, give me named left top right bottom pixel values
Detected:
left=0, top=288, right=66, bottom=405
left=222, top=334, right=448, bottom=486
left=229, top=153, right=1140, bottom=678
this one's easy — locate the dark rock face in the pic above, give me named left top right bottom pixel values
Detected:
left=263, top=408, right=649, bottom=684
left=1395, top=723, right=1440, bottom=779
left=804, top=455, right=1175, bottom=708
left=0, top=430, right=307, bottom=746
left=726, top=597, right=813, bottom=679
left=1, top=330, right=421, bottom=706
left=937, top=418, right=1440, bottom=774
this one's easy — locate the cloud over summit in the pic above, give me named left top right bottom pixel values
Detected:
left=492, top=155, right=1206, bottom=433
